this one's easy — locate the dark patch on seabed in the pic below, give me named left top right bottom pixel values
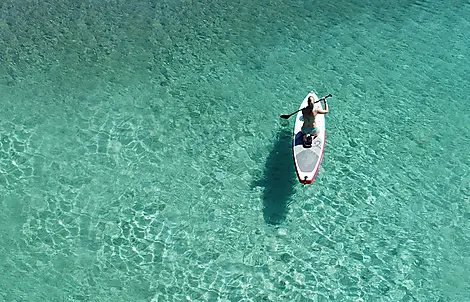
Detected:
left=253, top=127, right=296, bottom=225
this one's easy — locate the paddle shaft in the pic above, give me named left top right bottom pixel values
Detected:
left=280, top=94, right=332, bottom=119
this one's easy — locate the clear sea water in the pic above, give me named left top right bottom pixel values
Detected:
left=1, top=0, right=470, bottom=301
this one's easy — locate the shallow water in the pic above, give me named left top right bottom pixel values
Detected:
left=1, top=0, right=470, bottom=301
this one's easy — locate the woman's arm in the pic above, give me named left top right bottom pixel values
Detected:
left=316, top=98, right=329, bottom=114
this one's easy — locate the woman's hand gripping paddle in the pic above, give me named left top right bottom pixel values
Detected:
left=280, top=93, right=332, bottom=119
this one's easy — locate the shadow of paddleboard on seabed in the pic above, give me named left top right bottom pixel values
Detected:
left=252, top=127, right=296, bottom=225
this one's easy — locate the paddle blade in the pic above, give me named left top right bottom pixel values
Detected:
left=280, top=114, right=291, bottom=119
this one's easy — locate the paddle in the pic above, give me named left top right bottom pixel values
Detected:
left=280, top=93, right=332, bottom=119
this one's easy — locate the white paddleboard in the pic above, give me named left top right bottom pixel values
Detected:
left=292, top=91, right=326, bottom=184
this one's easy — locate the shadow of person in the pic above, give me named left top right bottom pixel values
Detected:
left=252, top=127, right=297, bottom=225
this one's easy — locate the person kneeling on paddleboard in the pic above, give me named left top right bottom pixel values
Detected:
left=301, top=96, right=329, bottom=146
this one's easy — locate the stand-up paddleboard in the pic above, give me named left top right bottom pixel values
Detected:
left=292, top=91, right=326, bottom=185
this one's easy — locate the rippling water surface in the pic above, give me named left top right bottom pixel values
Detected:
left=1, top=0, right=470, bottom=301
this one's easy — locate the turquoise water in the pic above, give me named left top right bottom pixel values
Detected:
left=1, top=0, right=470, bottom=300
